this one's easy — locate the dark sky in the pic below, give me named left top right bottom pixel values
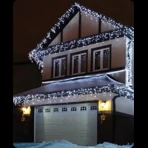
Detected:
left=13, top=1, right=134, bottom=142
left=13, top=0, right=134, bottom=63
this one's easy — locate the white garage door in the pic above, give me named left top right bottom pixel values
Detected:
left=34, top=102, right=98, bottom=146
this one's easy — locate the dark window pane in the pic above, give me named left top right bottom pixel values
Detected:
left=81, top=54, right=86, bottom=72
left=45, top=108, right=50, bottom=112
left=55, top=60, right=59, bottom=77
left=71, top=107, right=77, bottom=111
left=95, top=51, right=100, bottom=70
left=73, top=56, right=79, bottom=74
left=53, top=108, right=58, bottom=112
left=62, top=107, right=67, bottom=112
left=103, top=50, right=110, bottom=69
left=38, top=108, right=43, bottom=113
left=61, top=58, right=66, bottom=76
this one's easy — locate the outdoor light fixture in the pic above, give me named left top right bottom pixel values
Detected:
left=98, top=100, right=112, bottom=112
left=101, top=101, right=107, bottom=108
left=98, top=100, right=112, bottom=124
left=22, top=106, right=31, bottom=115
left=21, top=106, right=31, bottom=122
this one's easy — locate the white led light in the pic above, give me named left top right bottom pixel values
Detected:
left=28, top=3, right=134, bottom=72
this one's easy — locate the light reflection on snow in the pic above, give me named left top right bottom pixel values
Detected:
left=14, top=140, right=133, bottom=148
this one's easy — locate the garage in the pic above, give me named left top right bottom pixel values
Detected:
left=34, top=102, right=98, bottom=146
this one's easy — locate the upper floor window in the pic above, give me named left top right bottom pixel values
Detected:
left=70, top=51, right=88, bottom=75
left=91, top=45, right=111, bottom=71
left=52, top=55, right=67, bottom=78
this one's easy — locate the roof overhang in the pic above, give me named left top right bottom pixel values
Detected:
left=13, top=74, right=134, bottom=106
left=28, top=2, right=134, bottom=72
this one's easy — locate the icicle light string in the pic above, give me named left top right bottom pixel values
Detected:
left=13, top=84, right=134, bottom=105
left=29, top=29, right=130, bottom=72
left=28, top=2, right=134, bottom=73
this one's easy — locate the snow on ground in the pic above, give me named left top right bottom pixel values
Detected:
left=14, top=140, right=133, bottom=148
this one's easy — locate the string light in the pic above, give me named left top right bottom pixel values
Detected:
left=14, top=3, right=134, bottom=105
left=13, top=84, right=134, bottom=106
left=28, top=2, right=134, bottom=72
left=126, top=39, right=134, bottom=87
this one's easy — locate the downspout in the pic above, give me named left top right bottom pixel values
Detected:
left=112, top=95, right=120, bottom=143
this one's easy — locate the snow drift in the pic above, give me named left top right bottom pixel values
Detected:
left=14, top=140, right=134, bottom=148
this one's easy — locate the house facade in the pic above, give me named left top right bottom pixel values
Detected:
left=13, top=3, right=134, bottom=146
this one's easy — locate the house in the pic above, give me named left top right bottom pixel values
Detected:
left=13, top=2, right=134, bottom=146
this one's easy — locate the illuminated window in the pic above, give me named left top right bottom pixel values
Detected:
left=92, top=46, right=110, bottom=71
left=52, top=56, right=67, bottom=78
left=71, top=51, right=88, bottom=75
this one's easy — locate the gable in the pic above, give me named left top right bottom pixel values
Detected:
left=28, top=2, right=134, bottom=72
left=34, top=3, right=127, bottom=50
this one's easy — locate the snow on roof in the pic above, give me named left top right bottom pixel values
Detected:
left=14, top=74, right=123, bottom=96
left=28, top=2, right=134, bottom=71
left=13, top=74, right=134, bottom=105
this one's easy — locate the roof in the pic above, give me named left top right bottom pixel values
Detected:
left=13, top=74, right=134, bottom=105
left=28, top=2, right=134, bottom=72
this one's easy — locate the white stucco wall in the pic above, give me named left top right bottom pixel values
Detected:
left=43, top=37, right=126, bottom=80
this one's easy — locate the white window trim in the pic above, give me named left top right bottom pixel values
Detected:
left=72, top=53, right=87, bottom=75
left=93, top=47, right=110, bottom=71
left=53, top=57, right=66, bottom=78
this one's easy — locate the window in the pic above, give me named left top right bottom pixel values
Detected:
left=52, top=56, right=67, bottom=78
left=53, top=108, right=59, bottom=112
left=45, top=108, right=50, bottom=112
left=71, top=51, right=88, bottom=75
left=38, top=108, right=43, bottom=113
left=90, top=106, right=97, bottom=110
left=92, top=46, right=110, bottom=71
left=80, top=106, right=87, bottom=111
left=71, top=107, right=77, bottom=111
left=62, top=107, right=67, bottom=112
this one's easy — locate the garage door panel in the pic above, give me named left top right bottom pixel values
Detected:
left=35, top=102, right=97, bottom=146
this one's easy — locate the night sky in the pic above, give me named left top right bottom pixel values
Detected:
left=13, top=0, right=134, bottom=94
left=13, top=0, right=134, bottom=142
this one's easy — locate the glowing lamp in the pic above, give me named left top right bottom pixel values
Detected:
left=98, top=100, right=112, bottom=112
left=22, top=106, right=31, bottom=115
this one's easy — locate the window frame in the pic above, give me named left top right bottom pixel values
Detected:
left=53, top=108, right=59, bottom=112
left=91, top=45, right=111, bottom=72
left=38, top=108, right=43, bottom=113
left=80, top=106, right=87, bottom=111
left=71, top=107, right=77, bottom=111
left=51, top=55, right=67, bottom=78
left=70, top=50, right=88, bottom=75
